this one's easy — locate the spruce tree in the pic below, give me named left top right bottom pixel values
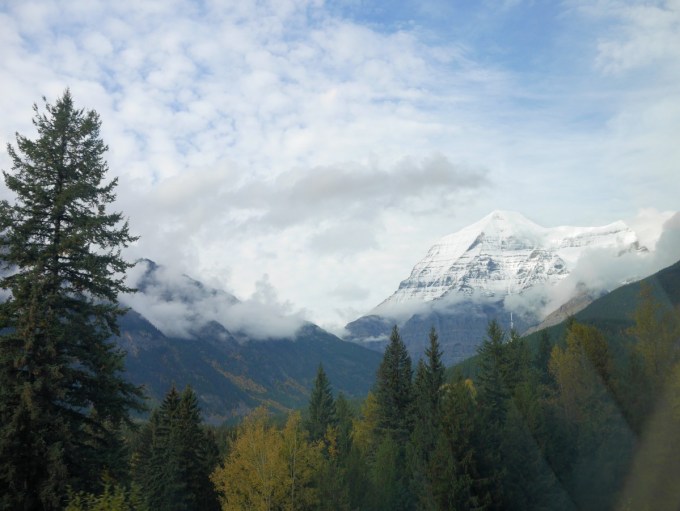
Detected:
left=477, top=319, right=510, bottom=427
left=0, top=90, right=142, bottom=510
left=133, top=385, right=219, bottom=511
left=409, top=327, right=445, bottom=509
left=373, top=326, right=414, bottom=511
left=374, top=325, right=413, bottom=440
left=306, top=363, right=337, bottom=442
left=475, top=320, right=510, bottom=509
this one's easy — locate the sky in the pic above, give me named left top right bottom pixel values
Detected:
left=0, top=0, right=678, bottom=334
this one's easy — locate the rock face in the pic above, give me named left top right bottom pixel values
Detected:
left=346, top=210, right=646, bottom=364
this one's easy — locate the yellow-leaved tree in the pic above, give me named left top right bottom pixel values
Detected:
left=211, top=408, right=323, bottom=511
left=549, top=321, right=612, bottom=423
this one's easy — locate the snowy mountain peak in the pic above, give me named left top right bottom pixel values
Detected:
left=377, top=211, right=644, bottom=309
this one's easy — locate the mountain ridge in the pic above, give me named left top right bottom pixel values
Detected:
left=378, top=210, right=642, bottom=309
left=114, top=259, right=382, bottom=423
left=346, top=210, right=661, bottom=363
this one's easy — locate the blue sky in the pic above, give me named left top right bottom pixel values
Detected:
left=0, top=0, right=678, bottom=331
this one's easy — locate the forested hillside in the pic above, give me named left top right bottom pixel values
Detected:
left=63, top=277, right=680, bottom=510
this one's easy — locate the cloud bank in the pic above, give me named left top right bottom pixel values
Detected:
left=121, top=260, right=307, bottom=341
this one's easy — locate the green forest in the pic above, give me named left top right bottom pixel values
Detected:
left=1, top=92, right=679, bottom=511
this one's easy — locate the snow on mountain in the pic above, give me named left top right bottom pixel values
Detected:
left=377, top=210, right=643, bottom=311
left=345, top=210, right=679, bottom=364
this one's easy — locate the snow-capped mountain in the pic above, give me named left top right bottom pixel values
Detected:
left=378, top=210, right=643, bottom=310
left=346, top=210, right=650, bottom=364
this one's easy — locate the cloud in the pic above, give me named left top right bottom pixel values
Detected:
left=505, top=211, right=680, bottom=319
left=0, top=0, right=678, bottom=330
left=232, top=152, right=488, bottom=231
left=121, top=261, right=306, bottom=341
left=590, top=0, right=680, bottom=75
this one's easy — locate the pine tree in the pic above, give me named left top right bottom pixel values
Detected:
left=334, top=392, right=354, bottom=459
left=477, top=320, right=510, bottom=427
left=475, top=320, right=511, bottom=509
left=430, top=375, right=487, bottom=511
left=373, top=325, right=414, bottom=510
left=306, top=364, right=337, bottom=442
left=409, top=327, right=445, bottom=509
left=133, top=385, right=219, bottom=511
left=0, top=90, right=143, bottom=510
left=374, top=325, right=413, bottom=440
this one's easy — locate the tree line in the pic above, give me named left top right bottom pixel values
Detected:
left=62, top=290, right=680, bottom=510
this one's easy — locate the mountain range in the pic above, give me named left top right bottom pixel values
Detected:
left=345, top=210, right=675, bottom=364
left=99, top=210, right=678, bottom=419
left=113, top=260, right=381, bottom=423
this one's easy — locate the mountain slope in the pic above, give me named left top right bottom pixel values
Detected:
left=456, top=258, right=680, bottom=378
left=346, top=210, right=653, bottom=364
left=115, top=261, right=382, bottom=423
left=381, top=210, right=642, bottom=307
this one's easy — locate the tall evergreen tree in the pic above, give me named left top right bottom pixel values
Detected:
left=373, top=325, right=414, bottom=511
left=475, top=320, right=510, bottom=509
left=306, top=364, right=337, bottom=442
left=133, top=385, right=219, bottom=511
left=374, top=325, right=413, bottom=440
left=410, top=327, right=445, bottom=509
left=477, top=320, right=510, bottom=427
left=430, top=376, right=488, bottom=511
left=0, top=90, right=142, bottom=510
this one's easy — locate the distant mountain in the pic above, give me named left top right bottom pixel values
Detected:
left=346, top=210, right=655, bottom=364
left=115, top=260, right=381, bottom=423
left=381, top=210, right=643, bottom=306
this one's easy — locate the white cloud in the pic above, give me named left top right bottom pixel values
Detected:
left=121, top=261, right=306, bottom=340
left=0, top=0, right=678, bottom=329
left=505, top=211, right=680, bottom=319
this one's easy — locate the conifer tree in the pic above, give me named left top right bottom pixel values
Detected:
left=374, top=325, right=413, bottom=440
left=0, top=90, right=142, bottom=510
left=334, top=392, right=354, bottom=458
left=430, top=376, right=487, bottom=511
left=477, top=320, right=510, bottom=427
left=133, top=385, right=219, bottom=511
left=475, top=320, right=511, bottom=509
left=410, top=327, right=445, bottom=509
left=373, top=325, right=414, bottom=510
left=306, top=364, right=337, bottom=442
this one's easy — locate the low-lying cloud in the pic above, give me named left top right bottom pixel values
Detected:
left=121, top=260, right=307, bottom=341
left=519, top=211, right=680, bottom=319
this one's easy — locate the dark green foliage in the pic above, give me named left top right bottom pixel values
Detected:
left=374, top=325, right=413, bottom=440
left=132, top=385, right=219, bottom=511
left=370, top=436, right=408, bottom=511
left=0, top=90, right=143, bottom=510
left=409, top=327, right=445, bottom=508
left=429, top=375, right=486, bottom=511
left=535, top=330, right=554, bottom=386
left=370, top=325, right=415, bottom=509
left=334, top=392, right=354, bottom=458
left=476, top=320, right=510, bottom=426
left=305, top=364, right=337, bottom=442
